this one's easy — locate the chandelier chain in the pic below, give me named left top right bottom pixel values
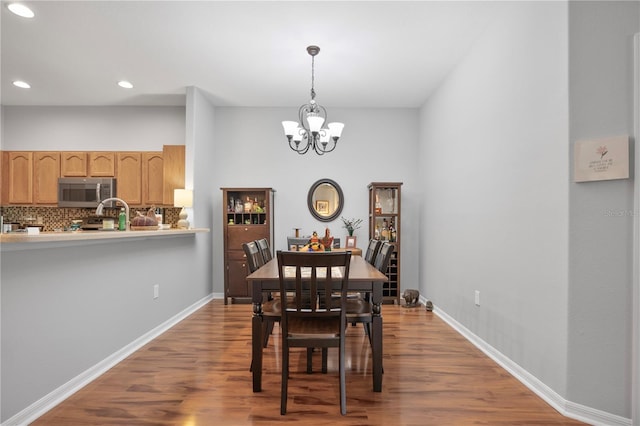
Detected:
left=310, top=55, right=316, bottom=101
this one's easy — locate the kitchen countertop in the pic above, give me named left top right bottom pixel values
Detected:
left=0, top=227, right=209, bottom=251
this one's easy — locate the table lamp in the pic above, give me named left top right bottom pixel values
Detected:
left=174, top=189, right=193, bottom=229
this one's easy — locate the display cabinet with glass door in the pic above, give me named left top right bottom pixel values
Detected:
left=368, top=182, right=402, bottom=304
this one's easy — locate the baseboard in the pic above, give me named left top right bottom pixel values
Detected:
left=432, top=304, right=632, bottom=426
left=2, top=293, right=214, bottom=426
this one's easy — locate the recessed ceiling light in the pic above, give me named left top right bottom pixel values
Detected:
left=118, top=81, right=133, bottom=89
left=13, top=80, right=31, bottom=89
left=7, top=3, right=35, bottom=18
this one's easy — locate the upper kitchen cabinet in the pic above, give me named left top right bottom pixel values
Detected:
left=142, top=152, right=164, bottom=206
left=162, top=145, right=185, bottom=206
left=34, top=152, right=61, bottom=204
left=61, top=152, right=88, bottom=177
left=3, top=152, right=33, bottom=204
left=116, top=152, right=143, bottom=205
left=0, top=147, right=185, bottom=207
left=89, top=152, right=116, bottom=177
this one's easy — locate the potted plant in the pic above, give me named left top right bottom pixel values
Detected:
left=340, top=216, right=363, bottom=236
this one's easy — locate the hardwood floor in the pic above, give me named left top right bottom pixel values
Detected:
left=33, top=300, right=585, bottom=425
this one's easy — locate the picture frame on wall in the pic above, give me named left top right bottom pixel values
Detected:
left=574, top=135, right=629, bottom=182
left=315, top=200, right=329, bottom=214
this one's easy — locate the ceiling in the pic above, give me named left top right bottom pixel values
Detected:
left=1, top=1, right=505, bottom=108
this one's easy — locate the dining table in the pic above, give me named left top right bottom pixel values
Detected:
left=246, top=253, right=388, bottom=393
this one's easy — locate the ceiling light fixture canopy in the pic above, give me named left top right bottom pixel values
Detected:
left=7, top=3, right=34, bottom=18
left=282, top=45, right=344, bottom=156
left=13, top=80, right=31, bottom=89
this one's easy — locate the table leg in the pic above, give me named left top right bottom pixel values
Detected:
left=252, top=283, right=264, bottom=392
left=371, top=284, right=383, bottom=392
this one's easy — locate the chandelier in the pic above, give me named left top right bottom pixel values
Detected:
left=282, top=45, right=344, bottom=156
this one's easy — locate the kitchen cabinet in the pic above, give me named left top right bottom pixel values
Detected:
left=61, top=152, right=88, bottom=177
left=0, top=148, right=185, bottom=207
left=89, top=152, right=116, bottom=177
left=34, top=152, right=61, bottom=204
left=142, top=152, right=164, bottom=205
left=162, top=145, right=185, bottom=206
left=368, top=182, right=402, bottom=304
left=5, top=152, right=33, bottom=204
left=116, top=152, right=142, bottom=205
left=221, top=187, right=274, bottom=304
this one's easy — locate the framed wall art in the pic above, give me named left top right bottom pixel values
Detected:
left=574, top=135, right=629, bottom=182
left=345, top=235, right=357, bottom=249
left=315, top=200, right=329, bottom=214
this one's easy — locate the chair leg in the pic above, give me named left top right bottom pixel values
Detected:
left=322, top=348, right=328, bottom=374
left=339, top=343, right=346, bottom=415
left=263, top=320, right=275, bottom=348
left=306, top=348, right=313, bottom=374
left=364, top=322, right=371, bottom=344
left=281, top=346, right=289, bottom=415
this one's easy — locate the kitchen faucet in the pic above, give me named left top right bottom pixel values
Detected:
left=95, top=197, right=130, bottom=231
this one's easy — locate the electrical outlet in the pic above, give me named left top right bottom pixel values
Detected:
left=474, top=290, right=480, bottom=306
left=153, top=284, right=159, bottom=299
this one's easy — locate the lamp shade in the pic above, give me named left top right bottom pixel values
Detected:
left=307, top=115, right=325, bottom=132
left=328, top=122, right=345, bottom=138
left=282, top=121, right=298, bottom=136
left=174, top=189, right=193, bottom=208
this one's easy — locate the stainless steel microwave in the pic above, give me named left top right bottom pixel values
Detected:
left=58, top=178, right=117, bottom=208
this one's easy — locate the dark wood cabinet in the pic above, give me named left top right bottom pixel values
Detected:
left=221, top=187, right=274, bottom=304
left=368, top=182, right=402, bottom=304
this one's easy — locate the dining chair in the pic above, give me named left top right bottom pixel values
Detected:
left=276, top=250, right=352, bottom=416
left=242, top=241, right=279, bottom=355
left=345, top=242, right=394, bottom=345
left=344, top=238, right=381, bottom=329
left=364, top=239, right=382, bottom=265
left=255, top=237, right=273, bottom=264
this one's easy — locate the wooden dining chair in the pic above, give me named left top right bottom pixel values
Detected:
left=364, top=239, right=382, bottom=265
left=276, top=250, right=352, bottom=416
left=242, top=241, right=279, bottom=355
left=255, top=237, right=273, bottom=264
left=345, top=242, right=394, bottom=345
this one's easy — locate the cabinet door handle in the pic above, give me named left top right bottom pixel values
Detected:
left=244, top=227, right=248, bottom=231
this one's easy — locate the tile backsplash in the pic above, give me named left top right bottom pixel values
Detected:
left=0, top=206, right=180, bottom=232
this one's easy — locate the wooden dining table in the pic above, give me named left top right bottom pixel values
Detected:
left=246, top=254, right=388, bottom=393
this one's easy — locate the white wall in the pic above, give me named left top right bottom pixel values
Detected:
left=0, top=236, right=210, bottom=422
left=419, top=0, right=570, bottom=401
left=185, top=87, right=217, bottom=297
left=568, top=1, right=638, bottom=418
left=1, top=106, right=185, bottom=150
left=210, top=107, right=420, bottom=295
